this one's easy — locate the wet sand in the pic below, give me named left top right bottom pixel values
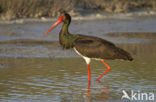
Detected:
left=0, top=17, right=156, bottom=101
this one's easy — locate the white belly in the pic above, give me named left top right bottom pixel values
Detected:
left=73, top=47, right=91, bottom=64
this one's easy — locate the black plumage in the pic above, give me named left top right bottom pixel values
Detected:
left=45, top=12, right=133, bottom=81
left=73, top=35, right=133, bottom=61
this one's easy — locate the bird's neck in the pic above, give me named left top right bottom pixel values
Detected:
left=60, top=21, right=70, bottom=35
left=59, top=21, right=75, bottom=49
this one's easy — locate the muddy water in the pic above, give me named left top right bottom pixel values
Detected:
left=0, top=17, right=156, bottom=102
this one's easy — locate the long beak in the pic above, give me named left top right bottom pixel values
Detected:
left=45, top=16, right=63, bottom=34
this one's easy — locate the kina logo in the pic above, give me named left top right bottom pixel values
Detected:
left=121, top=90, right=155, bottom=101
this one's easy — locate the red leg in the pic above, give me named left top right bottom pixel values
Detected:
left=87, top=80, right=91, bottom=93
left=97, top=60, right=111, bottom=80
left=87, top=64, right=91, bottom=81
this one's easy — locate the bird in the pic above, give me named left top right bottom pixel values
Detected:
left=45, top=11, right=133, bottom=81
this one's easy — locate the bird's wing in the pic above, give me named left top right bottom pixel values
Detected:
left=73, top=35, right=117, bottom=59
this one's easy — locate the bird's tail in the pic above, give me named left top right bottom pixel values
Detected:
left=115, top=47, right=133, bottom=61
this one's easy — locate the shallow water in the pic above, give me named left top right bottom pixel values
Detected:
left=0, top=43, right=156, bottom=102
left=0, top=17, right=156, bottom=102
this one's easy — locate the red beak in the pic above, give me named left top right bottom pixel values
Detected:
left=45, top=15, right=64, bottom=34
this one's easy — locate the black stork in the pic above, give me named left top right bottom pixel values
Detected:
left=45, top=12, right=133, bottom=81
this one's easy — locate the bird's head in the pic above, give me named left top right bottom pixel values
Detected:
left=45, top=11, right=71, bottom=34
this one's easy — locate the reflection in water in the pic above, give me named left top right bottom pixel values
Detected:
left=84, top=80, right=110, bottom=102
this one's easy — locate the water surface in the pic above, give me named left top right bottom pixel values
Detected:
left=0, top=16, right=156, bottom=102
